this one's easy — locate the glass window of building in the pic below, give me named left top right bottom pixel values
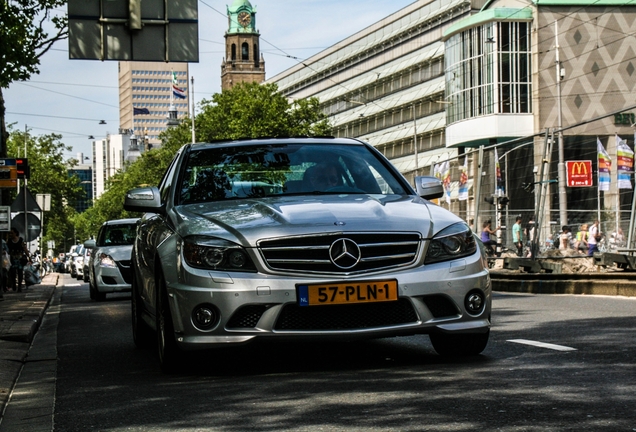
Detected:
left=445, top=21, right=531, bottom=124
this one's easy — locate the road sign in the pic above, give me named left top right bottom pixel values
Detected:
left=11, top=213, right=41, bottom=242
left=0, top=158, right=17, bottom=188
left=566, top=160, right=593, bottom=187
left=0, top=207, right=10, bottom=231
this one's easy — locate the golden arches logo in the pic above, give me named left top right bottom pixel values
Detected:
left=570, top=161, right=588, bottom=175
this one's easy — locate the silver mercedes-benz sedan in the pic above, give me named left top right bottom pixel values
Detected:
left=124, top=138, right=491, bottom=372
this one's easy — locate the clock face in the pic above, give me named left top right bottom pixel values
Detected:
left=238, top=12, right=251, bottom=27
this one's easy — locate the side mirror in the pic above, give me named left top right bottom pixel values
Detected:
left=124, top=186, right=164, bottom=214
left=414, top=176, right=444, bottom=200
left=84, top=239, right=97, bottom=250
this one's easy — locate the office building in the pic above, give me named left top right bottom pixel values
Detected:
left=118, top=61, right=189, bottom=148
left=268, top=0, right=636, bottom=233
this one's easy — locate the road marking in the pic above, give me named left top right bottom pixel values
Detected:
left=507, top=339, right=577, bottom=351
left=65, top=283, right=81, bottom=287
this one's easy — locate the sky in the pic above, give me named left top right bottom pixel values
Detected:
left=4, top=0, right=416, bottom=161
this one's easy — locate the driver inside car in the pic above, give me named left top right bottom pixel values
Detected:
left=305, top=162, right=343, bottom=191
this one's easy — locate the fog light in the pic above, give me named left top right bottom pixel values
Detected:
left=192, top=304, right=219, bottom=331
left=464, top=290, right=485, bottom=315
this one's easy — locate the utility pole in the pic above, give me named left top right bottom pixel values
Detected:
left=555, top=20, right=568, bottom=226
left=412, top=103, right=418, bottom=174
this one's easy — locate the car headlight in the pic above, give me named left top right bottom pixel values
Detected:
left=99, top=254, right=117, bottom=268
left=183, top=237, right=256, bottom=272
left=424, top=223, right=477, bottom=264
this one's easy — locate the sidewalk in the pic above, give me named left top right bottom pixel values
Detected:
left=0, top=272, right=58, bottom=419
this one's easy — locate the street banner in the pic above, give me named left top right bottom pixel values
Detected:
left=616, top=135, right=633, bottom=189
left=494, top=147, right=504, bottom=195
left=597, top=138, right=611, bottom=191
left=441, top=160, right=451, bottom=203
left=458, top=157, right=468, bottom=201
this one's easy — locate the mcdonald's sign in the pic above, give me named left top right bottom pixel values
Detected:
left=566, top=160, right=593, bottom=187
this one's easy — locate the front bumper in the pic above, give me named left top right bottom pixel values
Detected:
left=163, top=252, right=491, bottom=351
left=95, top=265, right=131, bottom=294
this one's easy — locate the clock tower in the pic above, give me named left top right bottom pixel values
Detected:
left=221, top=0, right=265, bottom=90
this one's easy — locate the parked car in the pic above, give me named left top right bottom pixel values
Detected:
left=70, top=244, right=86, bottom=279
left=64, top=245, right=80, bottom=274
left=124, top=138, right=491, bottom=372
left=82, top=247, right=91, bottom=283
left=84, top=219, right=139, bottom=301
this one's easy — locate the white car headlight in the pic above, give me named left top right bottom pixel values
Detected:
left=425, top=223, right=477, bottom=264
left=99, top=254, right=117, bottom=268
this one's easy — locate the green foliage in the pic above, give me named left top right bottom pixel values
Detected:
left=0, top=0, right=68, bottom=88
left=74, top=82, right=332, bottom=238
left=196, top=82, right=332, bottom=140
left=6, top=125, right=83, bottom=254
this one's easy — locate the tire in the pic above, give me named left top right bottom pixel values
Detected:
left=430, top=330, right=490, bottom=356
left=131, top=261, right=153, bottom=348
left=156, top=271, right=181, bottom=373
left=89, top=278, right=96, bottom=300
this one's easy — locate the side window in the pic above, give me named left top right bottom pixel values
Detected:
left=159, top=152, right=182, bottom=203
left=96, top=226, right=106, bottom=247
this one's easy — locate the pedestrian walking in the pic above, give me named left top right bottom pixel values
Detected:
left=588, top=219, right=600, bottom=257
left=512, top=216, right=523, bottom=257
left=7, top=228, right=29, bottom=292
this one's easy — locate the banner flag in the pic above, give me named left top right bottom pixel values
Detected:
left=133, top=107, right=149, bottom=115
left=173, top=85, right=187, bottom=99
left=494, top=147, right=504, bottom=195
left=433, top=163, right=441, bottom=180
left=458, top=157, right=468, bottom=201
left=441, top=160, right=451, bottom=203
left=616, top=135, right=634, bottom=189
left=597, top=137, right=611, bottom=191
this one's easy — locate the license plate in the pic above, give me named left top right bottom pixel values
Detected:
left=297, top=280, right=398, bottom=306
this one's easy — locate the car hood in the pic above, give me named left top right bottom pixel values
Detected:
left=172, top=194, right=461, bottom=246
left=97, top=245, right=133, bottom=261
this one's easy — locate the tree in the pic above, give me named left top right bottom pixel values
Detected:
left=6, top=125, right=83, bottom=255
left=73, top=82, right=332, bottom=238
left=196, top=82, right=331, bottom=141
left=0, top=0, right=68, bottom=159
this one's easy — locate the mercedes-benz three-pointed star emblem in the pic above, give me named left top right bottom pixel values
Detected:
left=329, top=238, right=362, bottom=269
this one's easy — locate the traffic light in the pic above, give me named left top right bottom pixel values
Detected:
left=16, top=158, right=30, bottom=179
left=484, top=196, right=495, bottom=205
left=499, top=196, right=510, bottom=206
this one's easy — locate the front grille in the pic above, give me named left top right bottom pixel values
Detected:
left=227, top=305, right=268, bottom=329
left=421, top=295, right=460, bottom=318
left=259, top=233, right=421, bottom=274
left=274, top=298, right=418, bottom=331
left=116, top=260, right=132, bottom=284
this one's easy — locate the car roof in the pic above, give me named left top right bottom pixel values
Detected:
left=189, top=137, right=367, bottom=151
left=101, top=218, right=140, bottom=226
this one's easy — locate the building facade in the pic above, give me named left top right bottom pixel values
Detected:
left=268, top=0, right=636, bottom=242
left=221, top=0, right=266, bottom=90
left=118, top=61, right=189, bottom=148
left=91, top=133, right=132, bottom=200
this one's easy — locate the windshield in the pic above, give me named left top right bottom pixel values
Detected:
left=178, top=142, right=408, bottom=204
left=97, top=224, right=137, bottom=247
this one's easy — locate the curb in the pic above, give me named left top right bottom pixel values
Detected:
left=0, top=273, right=59, bottom=423
left=491, top=271, right=636, bottom=297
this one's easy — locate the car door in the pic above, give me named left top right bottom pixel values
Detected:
left=136, top=150, right=183, bottom=317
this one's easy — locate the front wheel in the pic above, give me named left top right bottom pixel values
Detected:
left=430, top=330, right=490, bottom=356
left=156, top=271, right=181, bottom=373
left=131, top=261, right=153, bottom=348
